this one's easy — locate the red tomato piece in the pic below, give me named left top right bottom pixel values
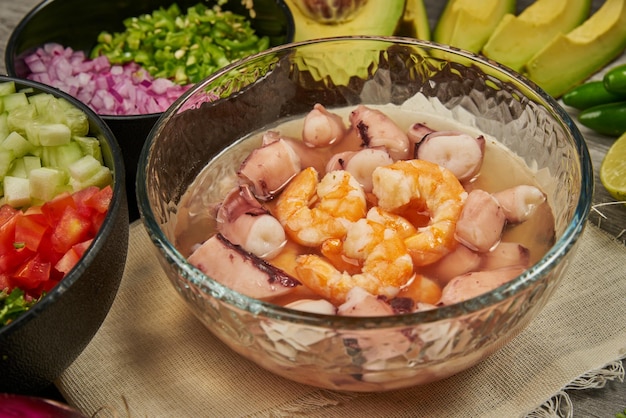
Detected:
left=13, top=254, right=51, bottom=290
left=41, top=192, right=75, bottom=224
left=0, top=208, right=20, bottom=256
left=15, top=213, right=49, bottom=252
left=72, top=239, right=93, bottom=257
left=54, top=247, right=81, bottom=274
left=0, top=247, right=34, bottom=276
left=72, top=186, right=99, bottom=218
left=51, top=206, right=92, bottom=254
left=0, top=204, right=18, bottom=225
left=0, top=273, right=10, bottom=291
left=85, top=185, right=113, bottom=213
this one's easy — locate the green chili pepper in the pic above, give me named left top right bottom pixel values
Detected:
left=578, top=101, right=626, bottom=137
left=562, top=81, right=626, bottom=110
left=603, top=63, right=626, bottom=95
left=90, top=2, right=270, bottom=85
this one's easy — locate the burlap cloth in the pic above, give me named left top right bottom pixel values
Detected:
left=56, top=220, right=626, bottom=417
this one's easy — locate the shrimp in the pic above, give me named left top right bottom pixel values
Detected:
left=372, top=159, right=467, bottom=266
left=295, top=217, right=414, bottom=305
left=273, top=167, right=367, bottom=247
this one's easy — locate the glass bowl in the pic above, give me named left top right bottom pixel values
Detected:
left=136, top=36, right=593, bottom=391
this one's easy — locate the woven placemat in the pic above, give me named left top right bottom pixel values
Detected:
left=56, top=221, right=626, bottom=417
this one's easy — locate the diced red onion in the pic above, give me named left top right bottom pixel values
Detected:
left=23, top=42, right=191, bottom=116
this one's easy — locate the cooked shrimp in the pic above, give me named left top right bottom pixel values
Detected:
left=273, top=167, right=367, bottom=247
left=296, top=229, right=414, bottom=305
left=372, top=159, right=466, bottom=266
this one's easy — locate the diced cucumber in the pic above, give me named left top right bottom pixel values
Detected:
left=58, top=98, right=90, bottom=136
left=70, top=165, right=113, bottom=190
left=0, top=149, right=15, bottom=178
left=2, top=131, right=34, bottom=158
left=8, top=158, right=27, bottom=178
left=9, top=106, right=38, bottom=137
left=73, top=136, right=103, bottom=163
left=29, top=167, right=67, bottom=202
left=23, top=155, right=42, bottom=174
left=0, top=113, right=8, bottom=141
left=0, top=84, right=113, bottom=208
left=0, top=81, right=16, bottom=96
left=53, top=141, right=84, bottom=170
left=68, top=154, right=104, bottom=183
left=35, top=123, right=72, bottom=147
left=3, top=92, right=29, bottom=112
left=3, top=175, right=31, bottom=207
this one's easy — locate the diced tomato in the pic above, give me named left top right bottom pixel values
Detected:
left=51, top=206, right=92, bottom=253
left=72, top=239, right=93, bottom=258
left=0, top=247, right=34, bottom=274
left=15, top=213, right=49, bottom=252
left=0, top=209, right=19, bottom=256
left=54, top=247, right=81, bottom=274
left=0, top=204, right=18, bottom=225
left=13, top=254, right=52, bottom=290
left=72, top=186, right=100, bottom=218
left=1, top=186, right=110, bottom=299
left=41, top=192, right=75, bottom=224
left=85, top=185, right=113, bottom=213
left=0, top=273, right=10, bottom=291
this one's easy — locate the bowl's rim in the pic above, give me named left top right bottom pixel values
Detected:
left=137, top=35, right=594, bottom=328
left=0, top=75, right=127, bottom=338
left=4, top=0, right=296, bottom=120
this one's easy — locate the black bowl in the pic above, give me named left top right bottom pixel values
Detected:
left=5, top=0, right=295, bottom=221
left=0, top=75, right=129, bottom=394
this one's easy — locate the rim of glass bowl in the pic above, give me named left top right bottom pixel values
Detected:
left=136, top=36, right=593, bottom=330
left=0, top=75, right=126, bottom=337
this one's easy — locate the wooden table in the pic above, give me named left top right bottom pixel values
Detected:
left=1, top=0, right=624, bottom=415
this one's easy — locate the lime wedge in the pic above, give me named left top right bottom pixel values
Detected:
left=600, top=131, right=626, bottom=201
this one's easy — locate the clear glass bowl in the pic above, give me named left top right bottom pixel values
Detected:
left=136, top=37, right=593, bottom=391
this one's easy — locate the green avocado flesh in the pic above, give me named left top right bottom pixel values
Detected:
left=523, top=0, right=626, bottom=98
left=482, top=0, right=591, bottom=72
left=433, top=0, right=516, bottom=53
left=285, top=0, right=406, bottom=42
left=395, top=0, right=431, bottom=40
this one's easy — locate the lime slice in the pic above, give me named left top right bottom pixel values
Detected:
left=600, top=131, right=626, bottom=200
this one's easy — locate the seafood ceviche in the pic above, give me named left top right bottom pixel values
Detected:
left=183, top=103, right=555, bottom=316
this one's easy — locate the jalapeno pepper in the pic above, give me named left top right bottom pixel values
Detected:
left=578, top=101, right=626, bottom=137
left=562, top=81, right=626, bottom=110
left=603, top=63, right=626, bottom=95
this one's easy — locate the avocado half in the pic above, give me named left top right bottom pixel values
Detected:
left=284, top=0, right=406, bottom=42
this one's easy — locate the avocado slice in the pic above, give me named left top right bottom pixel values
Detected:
left=396, top=0, right=431, bottom=40
left=523, top=0, right=626, bottom=98
left=482, top=0, right=591, bottom=73
left=284, top=0, right=406, bottom=42
left=433, top=0, right=516, bottom=53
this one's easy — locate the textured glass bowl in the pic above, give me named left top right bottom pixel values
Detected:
left=136, top=37, right=593, bottom=391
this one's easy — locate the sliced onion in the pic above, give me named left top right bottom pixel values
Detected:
left=23, top=43, right=191, bottom=116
